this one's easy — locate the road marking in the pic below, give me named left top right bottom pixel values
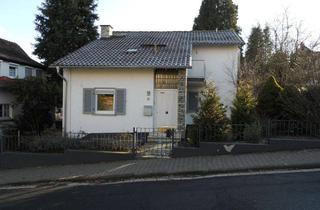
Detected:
left=107, top=163, right=136, bottom=173
left=96, top=167, right=320, bottom=185
left=0, top=185, right=66, bottom=203
left=0, top=185, right=37, bottom=190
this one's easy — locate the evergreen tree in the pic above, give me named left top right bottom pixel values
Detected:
left=192, top=82, right=228, bottom=141
left=231, top=83, right=256, bottom=124
left=245, top=25, right=272, bottom=66
left=245, top=25, right=264, bottom=64
left=192, top=82, right=228, bottom=125
left=262, top=26, right=273, bottom=61
left=256, top=76, right=284, bottom=119
left=193, top=0, right=240, bottom=32
left=34, top=0, right=99, bottom=67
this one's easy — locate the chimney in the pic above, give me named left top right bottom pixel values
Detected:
left=100, top=25, right=113, bottom=38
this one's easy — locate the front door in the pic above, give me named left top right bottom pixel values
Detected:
left=154, top=89, right=178, bottom=128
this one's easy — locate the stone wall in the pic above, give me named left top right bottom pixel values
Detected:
left=177, top=69, right=187, bottom=133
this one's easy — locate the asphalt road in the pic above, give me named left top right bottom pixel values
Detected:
left=1, top=170, right=320, bottom=210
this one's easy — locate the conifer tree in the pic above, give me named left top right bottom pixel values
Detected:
left=192, top=82, right=228, bottom=141
left=34, top=0, right=99, bottom=67
left=193, top=0, right=240, bottom=32
left=193, top=82, right=228, bottom=126
left=231, top=83, right=256, bottom=124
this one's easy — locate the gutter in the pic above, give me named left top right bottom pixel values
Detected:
left=56, top=67, right=67, bottom=137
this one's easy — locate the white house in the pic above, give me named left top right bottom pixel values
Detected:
left=0, top=38, right=44, bottom=123
left=52, top=25, right=244, bottom=134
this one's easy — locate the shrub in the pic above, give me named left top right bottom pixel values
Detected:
left=256, top=76, right=283, bottom=119
left=243, top=123, right=262, bottom=143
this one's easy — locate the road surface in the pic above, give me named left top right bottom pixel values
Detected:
left=1, top=170, right=320, bottom=210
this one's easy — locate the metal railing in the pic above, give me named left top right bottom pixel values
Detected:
left=66, top=132, right=134, bottom=152
left=133, top=127, right=182, bottom=157
left=186, top=120, right=320, bottom=146
left=267, top=120, right=320, bottom=138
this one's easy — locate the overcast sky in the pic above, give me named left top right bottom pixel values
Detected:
left=0, top=0, right=319, bottom=62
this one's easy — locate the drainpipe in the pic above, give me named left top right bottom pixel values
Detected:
left=56, top=67, right=67, bottom=137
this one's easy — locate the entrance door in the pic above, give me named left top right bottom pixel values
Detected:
left=154, top=89, right=178, bottom=128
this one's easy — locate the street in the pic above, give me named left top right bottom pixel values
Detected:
left=1, top=170, right=320, bottom=210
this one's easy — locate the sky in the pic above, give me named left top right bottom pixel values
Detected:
left=0, top=0, right=319, bottom=62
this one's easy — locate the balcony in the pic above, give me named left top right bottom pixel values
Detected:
left=187, top=60, right=206, bottom=86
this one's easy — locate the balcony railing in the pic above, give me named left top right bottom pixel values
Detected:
left=188, top=60, right=206, bottom=79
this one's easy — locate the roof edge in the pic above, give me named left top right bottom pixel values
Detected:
left=49, top=65, right=191, bottom=69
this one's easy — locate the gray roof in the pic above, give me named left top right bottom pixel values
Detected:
left=52, top=30, right=244, bottom=69
left=0, top=38, right=44, bottom=69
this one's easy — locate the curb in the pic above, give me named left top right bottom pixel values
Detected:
left=2, top=163, right=320, bottom=187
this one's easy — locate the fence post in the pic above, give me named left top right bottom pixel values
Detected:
left=0, top=134, right=3, bottom=153
left=171, top=129, right=175, bottom=149
left=17, top=130, right=21, bottom=150
left=132, top=127, right=136, bottom=156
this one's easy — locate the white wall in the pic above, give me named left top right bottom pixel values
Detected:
left=64, top=68, right=155, bottom=133
left=186, top=45, right=240, bottom=124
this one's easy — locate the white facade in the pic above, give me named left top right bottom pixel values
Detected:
left=0, top=60, right=42, bottom=121
left=0, top=60, right=41, bottom=79
left=63, top=68, right=154, bottom=133
left=63, top=45, right=241, bottom=133
left=186, top=46, right=240, bottom=124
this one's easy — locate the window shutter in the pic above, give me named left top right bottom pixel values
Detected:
left=115, top=89, right=126, bottom=115
left=83, top=88, right=95, bottom=114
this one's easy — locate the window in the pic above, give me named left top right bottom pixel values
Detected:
left=25, top=67, right=33, bottom=77
left=9, top=66, right=17, bottom=78
left=95, top=89, right=115, bottom=114
left=83, top=88, right=126, bottom=115
left=155, top=69, right=179, bottom=89
left=187, top=91, right=199, bottom=113
left=0, top=104, right=10, bottom=119
left=36, top=69, right=42, bottom=78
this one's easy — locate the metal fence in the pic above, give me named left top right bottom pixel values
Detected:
left=186, top=120, right=320, bottom=146
left=133, top=127, right=182, bottom=157
left=66, top=132, right=134, bottom=152
left=0, top=128, right=182, bottom=158
left=1, top=121, right=319, bottom=154
left=267, top=120, right=320, bottom=138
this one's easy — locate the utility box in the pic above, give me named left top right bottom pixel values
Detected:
left=143, top=105, right=153, bottom=116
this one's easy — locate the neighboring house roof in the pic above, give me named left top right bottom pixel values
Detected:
left=52, top=30, right=244, bottom=69
left=0, top=38, right=44, bottom=69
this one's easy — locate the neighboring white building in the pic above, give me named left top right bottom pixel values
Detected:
left=52, top=25, right=244, bottom=134
left=0, top=38, right=44, bottom=123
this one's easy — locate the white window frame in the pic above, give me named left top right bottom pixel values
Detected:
left=9, top=65, right=17, bottom=78
left=0, top=104, right=11, bottom=120
left=95, top=89, right=116, bottom=115
left=25, top=67, right=33, bottom=78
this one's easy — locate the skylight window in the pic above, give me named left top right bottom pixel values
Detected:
left=126, top=49, right=138, bottom=53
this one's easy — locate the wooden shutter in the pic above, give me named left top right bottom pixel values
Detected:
left=115, top=89, right=126, bottom=115
left=83, top=88, right=95, bottom=114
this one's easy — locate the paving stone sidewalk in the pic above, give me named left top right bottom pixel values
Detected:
left=1, top=149, right=320, bottom=186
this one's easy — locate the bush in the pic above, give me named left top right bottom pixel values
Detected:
left=22, top=136, right=65, bottom=153
left=256, top=76, right=283, bottom=119
left=243, top=123, right=262, bottom=143
left=186, top=125, right=200, bottom=146
left=8, top=77, right=59, bottom=135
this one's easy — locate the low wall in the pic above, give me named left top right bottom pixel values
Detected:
left=0, top=150, right=135, bottom=169
left=172, top=138, right=320, bottom=158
